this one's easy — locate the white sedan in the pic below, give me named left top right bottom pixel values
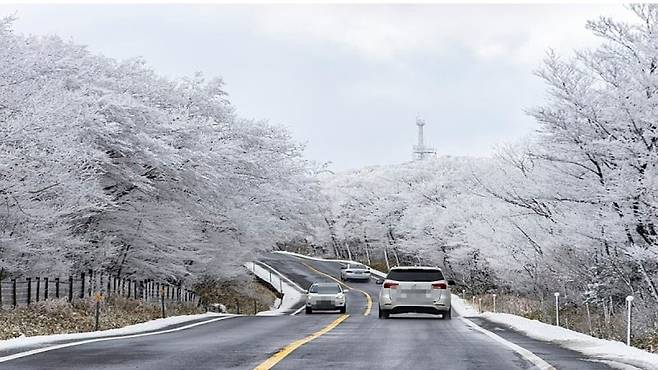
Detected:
left=305, top=282, right=347, bottom=314
left=340, top=263, right=371, bottom=281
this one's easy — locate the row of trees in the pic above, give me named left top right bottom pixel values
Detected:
left=0, top=16, right=321, bottom=283
left=315, top=5, right=658, bottom=339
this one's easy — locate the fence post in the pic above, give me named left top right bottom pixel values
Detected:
left=55, top=278, right=60, bottom=299
left=95, top=292, right=102, bottom=331
left=44, top=277, right=49, bottom=300
left=160, top=287, right=166, bottom=319
left=36, top=277, right=40, bottom=302
left=68, top=276, right=73, bottom=302
left=236, top=299, right=240, bottom=314
left=254, top=299, right=257, bottom=314
left=26, top=278, right=32, bottom=306
left=12, top=279, right=17, bottom=308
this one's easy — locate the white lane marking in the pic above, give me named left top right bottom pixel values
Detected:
left=292, top=305, right=306, bottom=315
left=460, top=317, right=555, bottom=370
left=0, top=316, right=237, bottom=364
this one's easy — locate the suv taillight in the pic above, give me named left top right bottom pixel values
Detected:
left=383, top=280, right=399, bottom=289
left=432, top=282, right=447, bottom=289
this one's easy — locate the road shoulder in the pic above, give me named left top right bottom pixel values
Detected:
left=0, top=313, right=232, bottom=359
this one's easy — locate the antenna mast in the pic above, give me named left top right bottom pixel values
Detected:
left=412, top=116, right=436, bottom=160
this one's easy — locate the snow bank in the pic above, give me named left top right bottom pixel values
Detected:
left=483, top=312, right=658, bottom=370
left=451, top=294, right=480, bottom=317
left=0, top=312, right=228, bottom=353
left=244, top=261, right=304, bottom=316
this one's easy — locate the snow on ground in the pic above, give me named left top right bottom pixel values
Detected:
left=0, top=312, right=228, bottom=353
left=244, top=261, right=304, bottom=316
left=483, top=312, right=658, bottom=370
left=451, top=294, right=480, bottom=317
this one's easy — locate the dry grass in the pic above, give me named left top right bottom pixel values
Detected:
left=0, top=296, right=202, bottom=341
left=198, top=277, right=277, bottom=315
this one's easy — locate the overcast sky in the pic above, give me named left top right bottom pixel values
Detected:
left=0, top=3, right=635, bottom=170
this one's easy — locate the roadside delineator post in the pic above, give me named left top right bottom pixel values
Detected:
left=626, top=295, right=634, bottom=346
left=478, top=297, right=482, bottom=314
left=554, top=292, right=560, bottom=327
left=492, top=294, right=497, bottom=313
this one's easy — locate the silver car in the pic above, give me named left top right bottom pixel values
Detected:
left=305, top=282, right=347, bottom=314
left=377, top=266, right=454, bottom=319
left=340, top=263, right=371, bottom=281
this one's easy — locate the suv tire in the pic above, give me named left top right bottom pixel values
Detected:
left=442, top=308, right=452, bottom=320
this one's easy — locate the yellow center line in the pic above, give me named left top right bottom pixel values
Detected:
left=301, top=262, right=373, bottom=316
left=254, top=314, right=349, bottom=370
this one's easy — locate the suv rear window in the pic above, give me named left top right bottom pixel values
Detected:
left=387, top=269, right=444, bottom=282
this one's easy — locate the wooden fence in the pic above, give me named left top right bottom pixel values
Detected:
left=0, top=270, right=198, bottom=308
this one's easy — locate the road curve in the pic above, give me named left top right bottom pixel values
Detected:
left=0, top=253, right=615, bottom=370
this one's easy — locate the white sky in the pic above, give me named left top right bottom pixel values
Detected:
left=0, top=3, right=636, bottom=170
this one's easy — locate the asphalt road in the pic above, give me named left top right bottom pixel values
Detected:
left=0, top=253, right=615, bottom=370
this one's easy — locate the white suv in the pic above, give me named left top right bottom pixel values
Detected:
left=377, top=267, right=454, bottom=319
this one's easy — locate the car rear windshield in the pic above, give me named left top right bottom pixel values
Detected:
left=387, top=269, right=444, bottom=282
left=309, top=284, right=341, bottom=293
left=349, top=264, right=368, bottom=270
